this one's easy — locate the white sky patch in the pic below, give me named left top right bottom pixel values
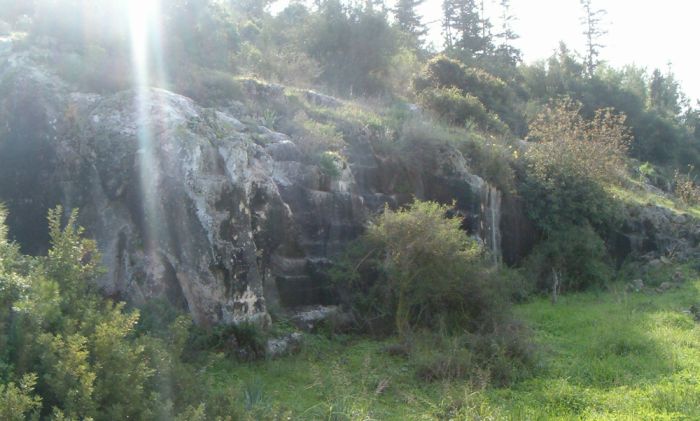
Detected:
left=423, top=0, right=700, bottom=102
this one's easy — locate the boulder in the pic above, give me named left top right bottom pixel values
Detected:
left=266, top=332, right=303, bottom=358
left=626, top=279, right=645, bottom=292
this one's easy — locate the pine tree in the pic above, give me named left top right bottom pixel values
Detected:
left=580, top=0, right=606, bottom=77
left=649, top=67, right=686, bottom=117
left=442, top=0, right=490, bottom=62
left=494, top=0, right=520, bottom=62
left=442, top=0, right=457, bottom=49
left=478, top=0, right=493, bottom=54
left=394, top=0, right=427, bottom=43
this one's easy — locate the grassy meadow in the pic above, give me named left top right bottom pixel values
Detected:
left=200, top=267, right=700, bottom=420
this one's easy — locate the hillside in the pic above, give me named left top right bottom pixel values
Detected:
left=1, top=1, right=700, bottom=420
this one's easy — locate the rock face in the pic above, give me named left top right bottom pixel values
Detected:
left=612, top=204, right=700, bottom=263
left=0, top=43, right=506, bottom=325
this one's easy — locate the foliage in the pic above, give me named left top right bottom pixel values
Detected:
left=523, top=98, right=630, bottom=234
left=291, top=112, right=345, bottom=160
left=418, top=86, right=506, bottom=132
left=520, top=47, right=700, bottom=168
left=306, top=0, right=399, bottom=96
left=0, top=374, right=42, bottom=421
left=673, top=166, right=700, bottom=206
left=318, top=151, right=344, bottom=179
left=414, top=55, right=520, bottom=132
left=391, top=118, right=516, bottom=192
left=0, top=207, right=223, bottom=419
left=176, top=69, right=243, bottom=106
left=185, top=320, right=267, bottom=364
left=393, top=0, right=428, bottom=47
left=412, top=320, right=535, bottom=387
left=332, top=200, right=506, bottom=337
left=524, top=223, right=612, bottom=293
left=442, top=0, right=492, bottom=62
left=638, top=161, right=656, bottom=181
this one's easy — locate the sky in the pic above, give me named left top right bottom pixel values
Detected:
left=416, top=0, right=700, bottom=103
left=273, top=0, right=700, bottom=102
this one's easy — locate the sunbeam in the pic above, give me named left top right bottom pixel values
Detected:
left=127, top=0, right=169, bottom=258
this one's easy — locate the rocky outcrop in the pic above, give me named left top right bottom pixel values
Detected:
left=612, top=203, right=700, bottom=262
left=0, top=43, right=506, bottom=326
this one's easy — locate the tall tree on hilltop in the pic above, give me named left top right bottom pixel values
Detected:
left=649, top=67, right=686, bottom=117
left=442, top=0, right=491, bottom=62
left=580, top=0, right=606, bottom=77
left=442, top=0, right=457, bottom=49
left=494, top=0, right=520, bottom=64
left=478, top=0, right=492, bottom=53
left=393, top=0, right=428, bottom=45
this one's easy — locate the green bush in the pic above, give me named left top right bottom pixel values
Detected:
left=186, top=321, right=266, bottom=362
left=413, top=55, right=520, bottom=132
left=523, top=98, right=630, bottom=234
left=318, top=151, right=344, bottom=179
left=332, top=200, right=507, bottom=337
left=418, top=87, right=506, bottom=132
left=175, top=68, right=244, bottom=106
left=411, top=321, right=536, bottom=387
left=524, top=223, right=612, bottom=293
left=673, top=167, right=700, bottom=206
left=291, top=112, right=345, bottom=160
left=0, top=374, right=41, bottom=421
left=0, top=206, right=220, bottom=419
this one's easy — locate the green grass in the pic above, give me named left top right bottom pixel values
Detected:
left=487, top=280, right=700, bottom=420
left=608, top=181, right=700, bottom=219
left=199, top=273, right=700, bottom=420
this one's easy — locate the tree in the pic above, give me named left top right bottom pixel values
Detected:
left=494, top=0, right=520, bottom=65
left=393, top=0, right=428, bottom=44
left=307, top=0, right=398, bottom=96
left=580, top=0, right=607, bottom=77
left=442, top=0, right=491, bottom=62
left=523, top=98, right=631, bottom=234
left=649, top=67, right=686, bottom=117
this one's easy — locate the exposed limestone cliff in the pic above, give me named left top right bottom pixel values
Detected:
left=0, top=40, right=506, bottom=325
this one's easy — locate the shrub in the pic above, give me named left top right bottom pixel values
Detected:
left=318, top=151, right=344, bottom=179
left=175, top=68, right=244, bottom=106
left=418, top=87, right=506, bottom=132
left=523, top=98, right=630, bottom=234
left=413, top=55, right=519, bottom=131
left=187, top=322, right=266, bottom=362
left=524, top=223, right=612, bottom=293
left=332, top=200, right=508, bottom=337
left=673, top=166, right=700, bottom=205
left=0, top=207, right=211, bottom=419
left=291, top=112, right=345, bottom=159
left=411, top=322, right=536, bottom=387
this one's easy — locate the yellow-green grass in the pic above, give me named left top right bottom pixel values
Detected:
left=202, top=272, right=700, bottom=420
left=486, top=277, right=700, bottom=420
left=608, top=181, right=700, bottom=219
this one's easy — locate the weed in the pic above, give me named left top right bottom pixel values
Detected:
left=242, top=377, right=265, bottom=411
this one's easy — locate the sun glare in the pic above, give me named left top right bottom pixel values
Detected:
left=127, top=0, right=168, bottom=255
left=128, top=0, right=162, bottom=87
